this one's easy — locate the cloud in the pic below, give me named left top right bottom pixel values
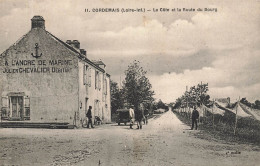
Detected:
left=0, top=0, right=259, bottom=103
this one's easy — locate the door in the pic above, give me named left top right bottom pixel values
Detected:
left=11, top=96, right=23, bottom=118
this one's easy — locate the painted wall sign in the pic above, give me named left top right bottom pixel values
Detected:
left=31, top=43, right=42, bottom=58
left=1, top=59, right=73, bottom=73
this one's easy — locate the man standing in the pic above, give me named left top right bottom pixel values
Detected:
left=143, top=108, right=149, bottom=125
left=129, top=105, right=135, bottom=129
left=191, top=106, right=199, bottom=130
left=86, top=106, right=94, bottom=128
left=136, top=103, right=144, bottom=129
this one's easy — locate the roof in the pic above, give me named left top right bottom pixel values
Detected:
left=31, top=16, right=45, bottom=21
left=45, top=30, right=106, bottom=73
left=92, top=60, right=106, bottom=66
left=0, top=17, right=109, bottom=75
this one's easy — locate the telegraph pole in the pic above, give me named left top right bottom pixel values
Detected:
left=212, top=99, right=215, bottom=129
left=186, top=86, right=189, bottom=118
left=234, top=97, right=240, bottom=135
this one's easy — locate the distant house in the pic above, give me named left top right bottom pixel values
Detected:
left=0, top=16, right=111, bottom=126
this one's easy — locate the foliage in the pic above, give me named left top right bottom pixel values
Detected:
left=122, top=60, right=154, bottom=110
left=255, top=100, right=260, bottom=109
left=240, top=98, right=252, bottom=107
left=153, top=99, right=169, bottom=111
left=174, top=82, right=209, bottom=109
left=240, top=98, right=260, bottom=110
left=110, top=80, right=124, bottom=114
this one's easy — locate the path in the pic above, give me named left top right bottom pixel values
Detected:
left=0, top=111, right=259, bottom=166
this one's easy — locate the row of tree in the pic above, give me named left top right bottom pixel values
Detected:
left=173, top=82, right=210, bottom=109
left=240, top=98, right=260, bottom=110
left=173, top=83, right=260, bottom=112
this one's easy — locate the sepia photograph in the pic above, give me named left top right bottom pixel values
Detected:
left=0, top=0, right=259, bottom=165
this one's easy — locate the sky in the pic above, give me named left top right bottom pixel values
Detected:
left=0, top=0, right=259, bottom=103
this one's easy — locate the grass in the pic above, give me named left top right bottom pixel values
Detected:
left=174, top=111, right=260, bottom=146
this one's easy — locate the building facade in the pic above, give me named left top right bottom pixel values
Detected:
left=0, top=16, right=111, bottom=126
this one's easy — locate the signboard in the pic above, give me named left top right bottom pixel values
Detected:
left=1, top=59, right=73, bottom=73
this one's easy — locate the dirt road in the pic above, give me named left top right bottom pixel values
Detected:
left=0, top=111, right=260, bottom=166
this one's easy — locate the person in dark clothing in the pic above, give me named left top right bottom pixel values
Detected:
left=136, top=104, right=144, bottom=129
left=86, top=106, right=94, bottom=128
left=143, top=109, right=149, bottom=125
left=191, top=106, right=199, bottom=130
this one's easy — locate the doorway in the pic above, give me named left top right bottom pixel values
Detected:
left=85, top=98, right=89, bottom=115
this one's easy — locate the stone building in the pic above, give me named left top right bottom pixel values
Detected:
left=0, top=16, right=111, bottom=127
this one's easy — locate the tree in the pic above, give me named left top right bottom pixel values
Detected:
left=174, top=82, right=210, bottom=109
left=255, top=100, right=260, bottom=109
left=122, top=60, right=154, bottom=110
left=110, top=80, right=124, bottom=114
left=156, top=99, right=169, bottom=111
left=240, top=98, right=252, bottom=107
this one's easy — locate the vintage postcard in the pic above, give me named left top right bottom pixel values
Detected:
left=0, top=0, right=259, bottom=165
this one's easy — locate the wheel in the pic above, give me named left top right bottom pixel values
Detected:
left=82, top=119, right=88, bottom=128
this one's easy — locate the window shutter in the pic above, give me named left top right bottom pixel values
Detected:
left=104, top=78, right=107, bottom=95
left=24, top=96, right=30, bottom=118
left=84, top=65, right=88, bottom=85
left=24, top=97, right=30, bottom=107
left=83, top=65, right=86, bottom=85
left=2, top=96, right=9, bottom=107
left=88, top=68, right=91, bottom=87
left=98, top=73, right=101, bottom=90
left=95, top=71, right=98, bottom=89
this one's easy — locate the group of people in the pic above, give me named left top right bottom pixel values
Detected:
left=85, top=104, right=148, bottom=129
left=85, top=104, right=199, bottom=130
left=129, top=104, right=148, bottom=129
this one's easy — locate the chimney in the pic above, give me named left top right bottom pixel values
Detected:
left=72, top=40, right=80, bottom=49
left=80, top=49, right=87, bottom=56
left=66, top=40, right=72, bottom=45
left=31, top=16, right=45, bottom=29
left=66, top=40, right=80, bottom=49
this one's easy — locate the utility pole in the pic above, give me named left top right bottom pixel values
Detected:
left=234, top=97, right=240, bottom=135
left=186, top=86, right=189, bottom=118
left=212, top=99, right=215, bottom=129
left=199, top=81, right=203, bottom=123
